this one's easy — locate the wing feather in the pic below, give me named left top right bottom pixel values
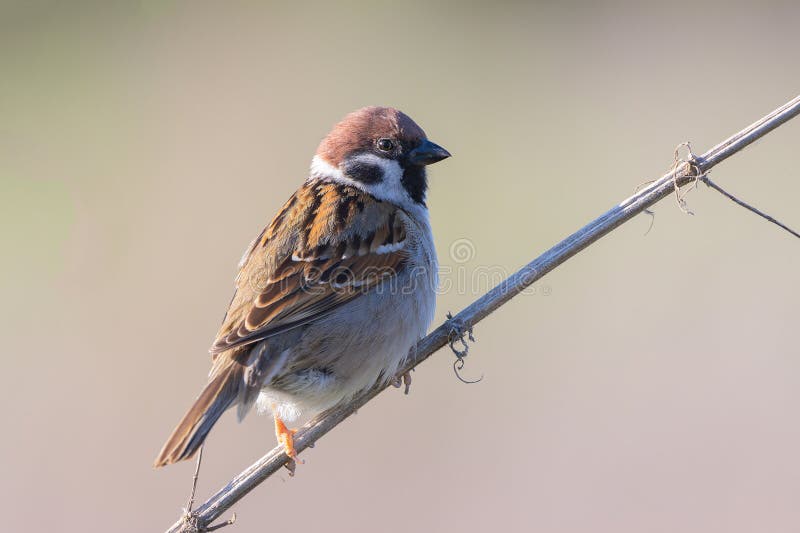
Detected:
left=210, top=181, right=409, bottom=355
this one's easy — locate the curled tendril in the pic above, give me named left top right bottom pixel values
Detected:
left=446, top=312, right=482, bottom=384
left=453, top=356, right=483, bottom=384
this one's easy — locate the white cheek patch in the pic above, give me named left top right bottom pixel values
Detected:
left=310, top=156, right=345, bottom=181
left=309, top=155, right=415, bottom=209
left=347, top=153, right=403, bottom=185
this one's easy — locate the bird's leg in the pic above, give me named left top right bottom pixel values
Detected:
left=270, top=404, right=300, bottom=464
left=391, top=369, right=413, bottom=395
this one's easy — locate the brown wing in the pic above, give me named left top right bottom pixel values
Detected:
left=210, top=180, right=409, bottom=355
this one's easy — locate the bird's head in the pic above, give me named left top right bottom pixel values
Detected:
left=312, top=106, right=450, bottom=207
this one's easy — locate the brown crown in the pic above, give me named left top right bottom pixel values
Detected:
left=316, top=106, right=427, bottom=166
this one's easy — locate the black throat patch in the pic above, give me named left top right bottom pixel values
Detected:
left=401, top=165, right=427, bottom=205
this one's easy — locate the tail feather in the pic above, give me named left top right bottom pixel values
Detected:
left=154, top=362, right=244, bottom=468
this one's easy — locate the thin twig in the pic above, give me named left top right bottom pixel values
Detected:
left=701, top=176, right=800, bottom=240
left=203, top=514, right=236, bottom=532
left=165, top=93, right=800, bottom=533
left=446, top=311, right=481, bottom=384
left=185, top=446, right=203, bottom=514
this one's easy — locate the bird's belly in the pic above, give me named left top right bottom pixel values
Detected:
left=257, top=265, right=437, bottom=424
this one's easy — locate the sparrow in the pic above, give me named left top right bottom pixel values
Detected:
left=154, top=106, right=450, bottom=467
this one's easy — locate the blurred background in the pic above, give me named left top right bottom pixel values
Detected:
left=2, top=1, right=799, bottom=532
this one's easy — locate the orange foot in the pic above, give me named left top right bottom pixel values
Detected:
left=271, top=407, right=300, bottom=464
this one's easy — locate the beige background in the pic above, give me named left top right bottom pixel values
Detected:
left=2, top=1, right=800, bottom=532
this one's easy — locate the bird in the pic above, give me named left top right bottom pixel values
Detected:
left=154, top=106, right=450, bottom=467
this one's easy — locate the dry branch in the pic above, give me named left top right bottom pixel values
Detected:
left=166, top=94, right=800, bottom=533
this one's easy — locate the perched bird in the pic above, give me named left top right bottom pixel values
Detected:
left=154, top=106, right=450, bottom=467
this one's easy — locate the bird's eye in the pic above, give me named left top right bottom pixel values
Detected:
left=376, top=138, right=395, bottom=152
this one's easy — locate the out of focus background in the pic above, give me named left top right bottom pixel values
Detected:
left=2, top=1, right=799, bottom=532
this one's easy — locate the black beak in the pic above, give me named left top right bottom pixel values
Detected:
left=408, top=139, right=451, bottom=166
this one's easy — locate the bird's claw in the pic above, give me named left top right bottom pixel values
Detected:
left=391, top=370, right=413, bottom=395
